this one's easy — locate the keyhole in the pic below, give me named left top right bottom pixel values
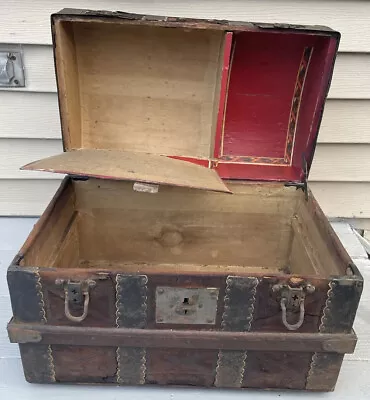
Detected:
left=182, top=298, right=190, bottom=315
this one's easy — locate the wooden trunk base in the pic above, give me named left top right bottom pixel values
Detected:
left=17, top=342, right=344, bottom=391
left=12, top=322, right=354, bottom=391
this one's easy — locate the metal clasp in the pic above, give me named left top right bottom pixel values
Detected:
left=55, top=279, right=96, bottom=323
left=272, top=283, right=315, bottom=331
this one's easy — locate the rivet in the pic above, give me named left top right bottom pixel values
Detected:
left=157, top=316, right=164, bottom=322
left=198, top=303, right=203, bottom=308
left=206, top=318, right=213, bottom=324
left=157, top=288, right=164, bottom=294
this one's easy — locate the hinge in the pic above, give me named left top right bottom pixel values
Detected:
left=69, top=174, right=89, bottom=181
left=284, top=155, right=308, bottom=201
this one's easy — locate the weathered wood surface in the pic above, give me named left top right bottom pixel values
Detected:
left=2, top=9, right=365, bottom=387
left=8, top=323, right=357, bottom=353
left=22, top=149, right=230, bottom=193
left=2, top=218, right=370, bottom=395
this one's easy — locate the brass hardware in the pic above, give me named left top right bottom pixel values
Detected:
left=272, top=283, right=315, bottom=331
left=55, top=279, right=96, bottom=323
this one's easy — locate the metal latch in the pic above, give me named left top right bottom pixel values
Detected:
left=0, top=51, right=25, bottom=87
left=133, top=181, right=159, bottom=193
left=55, top=279, right=96, bottom=323
left=156, top=287, right=219, bottom=325
left=272, top=283, right=315, bottom=331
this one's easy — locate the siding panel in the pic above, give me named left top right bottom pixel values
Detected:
left=0, top=0, right=370, bottom=226
left=1, top=93, right=369, bottom=143
left=0, top=92, right=60, bottom=139
left=1, top=139, right=369, bottom=182
left=0, top=45, right=369, bottom=99
left=0, top=139, right=63, bottom=179
left=1, top=0, right=370, bottom=52
left=329, top=54, right=370, bottom=99
left=309, top=144, right=370, bottom=182
left=1, top=179, right=369, bottom=224
left=320, top=100, right=370, bottom=144
left=0, top=139, right=369, bottom=183
left=0, top=45, right=55, bottom=93
left=310, top=182, right=370, bottom=220
left=0, top=180, right=61, bottom=216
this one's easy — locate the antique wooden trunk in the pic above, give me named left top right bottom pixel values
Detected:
left=7, top=8, right=363, bottom=391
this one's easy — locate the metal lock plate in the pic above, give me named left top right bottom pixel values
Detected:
left=0, top=51, right=25, bottom=87
left=156, top=287, right=219, bottom=325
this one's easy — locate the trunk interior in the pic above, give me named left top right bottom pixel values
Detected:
left=50, top=19, right=336, bottom=182
left=19, top=178, right=348, bottom=278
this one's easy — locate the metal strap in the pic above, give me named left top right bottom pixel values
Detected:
left=319, top=278, right=363, bottom=334
left=115, top=274, right=148, bottom=385
left=215, top=276, right=259, bottom=388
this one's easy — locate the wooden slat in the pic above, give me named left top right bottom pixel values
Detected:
left=1, top=93, right=369, bottom=144
left=0, top=44, right=368, bottom=99
left=75, top=179, right=296, bottom=267
left=7, top=323, right=357, bottom=353
left=1, top=0, right=370, bottom=52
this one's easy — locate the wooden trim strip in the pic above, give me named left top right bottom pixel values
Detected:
left=285, top=47, right=313, bottom=164
left=8, top=322, right=357, bottom=354
left=214, top=31, right=233, bottom=159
